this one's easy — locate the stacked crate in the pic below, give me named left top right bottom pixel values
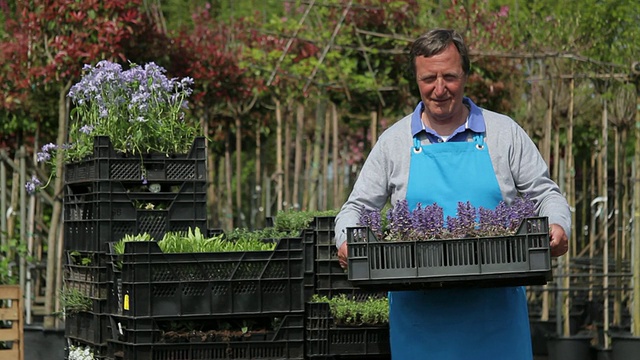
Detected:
left=306, top=216, right=390, bottom=360
left=62, top=136, right=392, bottom=359
left=107, top=235, right=307, bottom=360
left=62, top=136, right=207, bottom=359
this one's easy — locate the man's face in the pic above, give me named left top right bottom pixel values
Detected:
left=414, top=43, right=467, bottom=124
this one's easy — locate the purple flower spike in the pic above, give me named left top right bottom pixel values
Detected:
left=25, top=175, right=42, bottom=195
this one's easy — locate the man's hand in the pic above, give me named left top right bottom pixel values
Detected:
left=549, top=223, right=569, bottom=257
left=338, top=242, right=348, bottom=269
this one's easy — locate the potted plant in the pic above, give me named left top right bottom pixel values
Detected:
left=306, top=294, right=390, bottom=358
left=27, top=60, right=201, bottom=192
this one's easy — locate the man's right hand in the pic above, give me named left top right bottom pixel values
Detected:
left=338, top=242, right=348, bottom=269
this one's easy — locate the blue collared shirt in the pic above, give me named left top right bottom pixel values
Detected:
left=410, top=97, right=485, bottom=143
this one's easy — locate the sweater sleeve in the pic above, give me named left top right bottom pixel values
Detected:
left=334, top=136, right=392, bottom=248
left=485, top=112, right=572, bottom=238
left=334, top=116, right=413, bottom=248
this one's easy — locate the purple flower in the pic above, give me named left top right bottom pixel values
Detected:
left=450, top=201, right=477, bottom=237
left=358, top=206, right=383, bottom=239
left=79, top=125, right=94, bottom=134
left=41, top=143, right=57, bottom=153
left=141, top=175, right=148, bottom=185
left=36, top=151, right=51, bottom=163
left=386, top=200, right=412, bottom=241
left=25, top=175, right=42, bottom=195
left=411, top=202, right=444, bottom=240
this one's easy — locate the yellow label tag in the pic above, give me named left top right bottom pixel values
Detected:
left=124, top=294, right=129, bottom=310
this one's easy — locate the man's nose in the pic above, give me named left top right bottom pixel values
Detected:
left=433, top=78, right=447, bottom=96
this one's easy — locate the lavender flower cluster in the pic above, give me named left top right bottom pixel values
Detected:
left=67, top=60, right=198, bottom=159
left=25, top=60, right=200, bottom=195
left=357, top=196, right=537, bottom=241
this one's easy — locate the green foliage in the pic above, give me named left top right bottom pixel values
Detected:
left=0, top=237, right=29, bottom=285
left=310, top=294, right=389, bottom=326
left=60, top=288, right=92, bottom=314
left=112, top=227, right=295, bottom=254
left=224, top=227, right=295, bottom=247
left=69, top=251, right=92, bottom=266
left=273, top=210, right=315, bottom=231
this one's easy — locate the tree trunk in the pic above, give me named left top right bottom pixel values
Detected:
left=332, top=103, right=339, bottom=210
left=601, top=99, right=610, bottom=349
left=613, top=125, right=621, bottom=326
left=204, top=113, right=216, bottom=227
left=275, top=99, right=283, bottom=212
left=542, top=87, right=553, bottom=166
left=321, top=108, right=330, bottom=210
left=7, top=156, right=19, bottom=239
left=303, top=139, right=312, bottom=210
left=308, top=99, right=326, bottom=212
left=284, top=104, right=291, bottom=209
left=224, top=121, right=233, bottom=229
left=370, top=110, right=378, bottom=148
left=561, top=76, right=575, bottom=335
left=293, top=103, right=304, bottom=210
left=44, top=81, right=70, bottom=329
left=254, top=120, right=262, bottom=229
left=235, top=116, right=242, bottom=226
left=632, top=88, right=640, bottom=336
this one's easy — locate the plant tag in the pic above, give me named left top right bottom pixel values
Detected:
left=124, top=294, right=130, bottom=310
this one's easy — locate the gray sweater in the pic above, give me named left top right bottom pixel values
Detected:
left=335, top=106, right=572, bottom=248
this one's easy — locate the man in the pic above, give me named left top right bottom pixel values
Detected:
left=335, top=28, right=570, bottom=359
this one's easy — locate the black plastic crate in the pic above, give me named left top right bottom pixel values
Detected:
left=64, top=251, right=111, bottom=300
left=64, top=136, right=206, bottom=184
left=306, top=302, right=390, bottom=358
left=314, top=260, right=385, bottom=300
left=63, top=181, right=207, bottom=251
left=117, top=237, right=306, bottom=317
left=65, top=311, right=112, bottom=345
left=303, top=228, right=315, bottom=275
left=314, top=230, right=386, bottom=300
left=314, top=216, right=335, bottom=231
left=347, top=217, right=552, bottom=290
left=109, top=314, right=304, bottom=360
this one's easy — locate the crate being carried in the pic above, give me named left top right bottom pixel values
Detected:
left=347, top=217, right=551, bottom=290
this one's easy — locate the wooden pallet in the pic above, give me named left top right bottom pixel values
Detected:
left=0, top=285, right=23, bottom=360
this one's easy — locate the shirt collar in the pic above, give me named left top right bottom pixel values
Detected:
left=410, top=97, right=485, bottom=137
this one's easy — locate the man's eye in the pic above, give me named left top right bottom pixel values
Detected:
left=444, top=75, right=459, bottom=82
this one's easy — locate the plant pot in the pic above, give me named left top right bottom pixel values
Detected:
left=529, top=319, right=556, bottom=356
left=547, top=334, right=594, bottom=360
left=24, top=325, right=65, bottom=360
left=591, top=346, right=612, bottom=360
left=610, top=334, right=640, bottom=360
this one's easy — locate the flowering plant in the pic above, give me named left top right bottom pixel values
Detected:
left=67, top=60, right=199, bottom=158
left=68, top=345, right=95, bottom=360
left=27, top=60, right=199, bottom=193
left=357, top=196, right=537, bottom=242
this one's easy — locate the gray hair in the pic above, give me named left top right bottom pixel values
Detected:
left=409, top=29, right=470, bottom=76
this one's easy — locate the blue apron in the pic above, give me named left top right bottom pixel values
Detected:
left=388, top=133, right=532, bottom=360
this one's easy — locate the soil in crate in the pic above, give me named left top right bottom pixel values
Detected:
left=110, top=313, right=305, bottom=360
